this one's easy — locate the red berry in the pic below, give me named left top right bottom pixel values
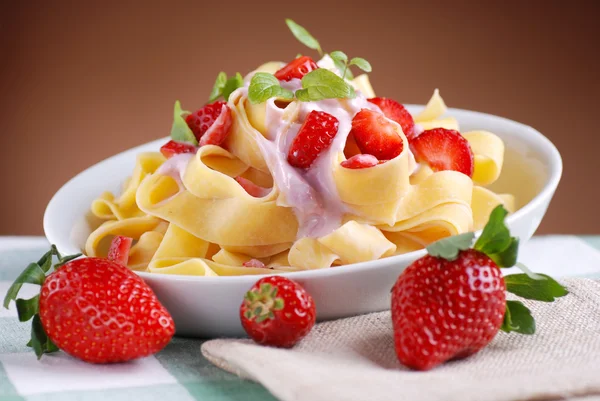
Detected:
left=160, top=140, right=197, bottom=159
left=235, top=176, right=270, bottom=198
left=243, top=259, right=266, bottom=268
left=340, top=154, right=379, bottom=169
left=288, top=110, right=339, bottom=169
left=391, top=249, right=506, bottom=370
left=274, top=56, right=318, bottom=81
left=107, top=236, right=132, bottom=266
left=39, top=258, right=175, bottom=363
left=240, top=276, right=316, bottom=348
left=350, top=109, right=404, bottom=160
left=185, top=102, right=233, bottom=146
left=368, top=97, right=416, bottom=140
left=410, top=128, right=474, bottom=177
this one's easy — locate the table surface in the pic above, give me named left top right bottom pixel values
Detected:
left=0, top=236, right=599, bottom=401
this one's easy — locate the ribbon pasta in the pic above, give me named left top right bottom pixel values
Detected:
left=84, top=64, right=515, bottom=276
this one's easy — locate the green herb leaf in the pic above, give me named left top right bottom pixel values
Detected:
left=209, top=72, right=227, bottom=103
left=16, top=295, right=39, bottom=322
left=295, top=68, right=356, bottom=102
left=505, top=274, right=568, bottom=302
left=426, top=232, right=475, bottom=261
left=329, top=51, right=348, bottom=64
left=501, top=300, right=535, bottom=334
left=473, top=205, right=518, bottom=267
left=285, top=19, right=322, bottom=55
left=248, top=73, right=293, bottom=104
left=3, top=263, right=46, bottom=309
left=222, top=73, right=244, bottom=101
left=170, top=101, right=198, bottom=145
left=349, top=57, right=372, bottom=73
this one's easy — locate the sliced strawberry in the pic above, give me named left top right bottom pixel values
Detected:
left=340, top=154, right=379, bottom=169
left=410, top=128, right=474, bottom=177
left=274, top=56, right=318, bottom=81
left=368, top=97, right=416, bottom=140
left=288, top=110, right=339, bottom=169
left=235, top=176, right=270, bottom=198
left=243, top=259, right=266, bottom=268
left=350, top=109, right=404, bottom=160
left=107, top=236, right=133, bottom=266
left=185, top=101, right=233, bottom=146
left=160, top=140, right=197, bottom=159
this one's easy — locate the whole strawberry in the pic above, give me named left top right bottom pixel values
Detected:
left=391, top=205, right=568, bottom=370
left=240, top=276, right=316, bottom=348
left=4, top=249, right=175, bottom=363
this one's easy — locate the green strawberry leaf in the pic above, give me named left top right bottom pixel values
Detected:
left=349, top=57, right=372, bottom=73
left=505, top=274, right=568, bottom=302
left=501, top=300, right=535, bottom=335
left=31, top=315, right=58, bottom=359
left=426, top=232, right=475, bottom=261
left=3, top=263, right=46, bottom=309
left=209, top=72, right=227, bottom=103
left=222, top=73, right=244, bottom=101
left=16, top=295, right=39, bottom=322
left=295, top=68, right=356, bottom=102
left=285, top=19, right=322, bottom=55
left=248, top=73, right=294, bottom=104
left=473, top=205, right=518, bottom=267
left=170, top=101, right=198, bottom=145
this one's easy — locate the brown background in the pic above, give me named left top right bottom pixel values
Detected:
left=1, top=0, right=599, bottom=235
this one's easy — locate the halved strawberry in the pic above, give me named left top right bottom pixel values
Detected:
left=410, top=128, right=474, bottom=176
left=235, top=176, right=270, bottom=198
left=368, top=97, right=416, bottom=140
left=107, top=236, right=133, bottom=266
left=160, top=140, right=197, bottom=159
left=274, top=56, right=318, bottom=81
left=288, top=111, right=339, bottom=169
left=185, top=102, right=233, bottom=146
left=340, top=154, right=379, bottom=169
left=350, top=109, right=404, bottom=160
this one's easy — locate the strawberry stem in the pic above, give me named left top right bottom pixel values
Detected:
left=243, top=283, right=284, bottom=323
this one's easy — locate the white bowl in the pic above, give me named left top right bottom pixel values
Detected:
left=44, top=106, right=562, bottom=338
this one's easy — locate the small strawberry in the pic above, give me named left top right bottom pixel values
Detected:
left=4, top=248, right=175, bottom=363
left=391, top=205, right=568, bottom=371
left=185, top=101, right=233, bottom=146
left=410, top=128, right=474, bottom=177
left=288, top=110, right=339, bottom=169
left=368, top=97, right=416, bottom=140
left=107, top=236, right=132, bottom=266
left=160, top=140, right=197, bottom=159
left=235, top=176, right=270, bottom=198
left=350, top=109, right=404, bottom=160
left=340, top=154, right=379, bottom=169
left=274, top=56, right=318, bottom=81
left=240, top=276, right=316, bottom=348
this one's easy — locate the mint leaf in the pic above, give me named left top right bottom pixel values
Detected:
left=209, top=72, right=227, bottom=102
left=222, top=73, right=244, bottom=101
left=285, top=19, right=322, bottom=55
left=170, top=101, right=198, bottom=145
left=501, top=300, right=535, bottom=335
left=473, top=205, right=518, bottom=267
left=329, top=51, right=348, bottom=64
left=505, top=274, right=568, bottom=302
left=333, top=58, right=353, bottom=79
left=248, top=73, right=294, bottom=104
left=426, top=232, right=475, bottom=261
left=349, top=57, right=372, bottom=73
left=295, top=68, right=355, bottom=102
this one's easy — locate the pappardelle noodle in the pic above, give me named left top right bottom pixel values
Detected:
left=84, top=27, right=514, bottom=276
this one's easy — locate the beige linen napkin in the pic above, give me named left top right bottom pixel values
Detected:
left=201, top=278, right=600, bottom=401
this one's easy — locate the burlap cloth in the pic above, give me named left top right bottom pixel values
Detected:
left=201, top=278, right=600, bottom=401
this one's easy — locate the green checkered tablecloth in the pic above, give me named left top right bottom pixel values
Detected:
left=1, top=236, right=599, bottom=401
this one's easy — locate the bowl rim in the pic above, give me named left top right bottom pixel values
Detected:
left=44, top=105, right=563, bottom=283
